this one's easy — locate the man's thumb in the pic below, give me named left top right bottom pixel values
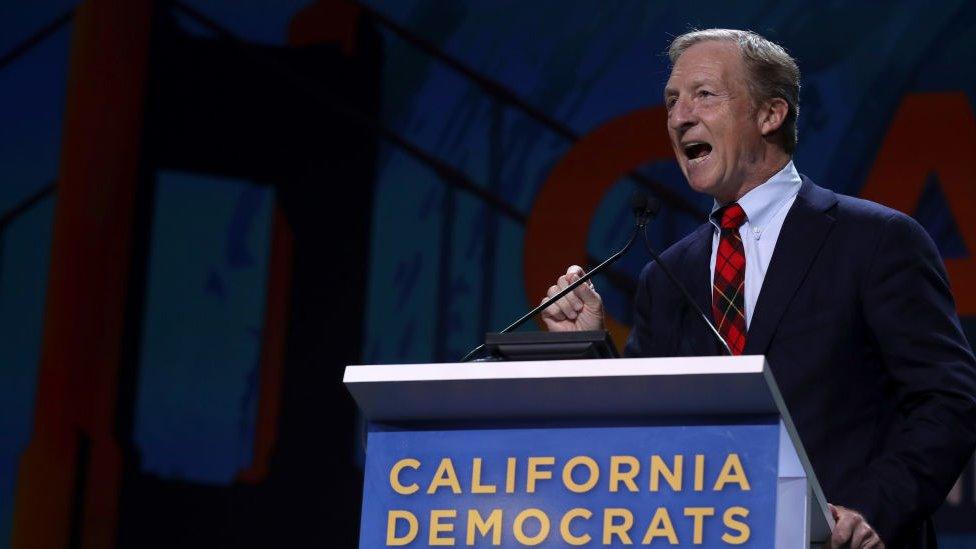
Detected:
left=576, top=279, right=602, bottom=309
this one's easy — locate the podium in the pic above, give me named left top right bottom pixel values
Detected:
left=344, top=355, right=833, bottom=547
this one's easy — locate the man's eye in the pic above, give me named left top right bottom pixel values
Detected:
left=666, top=98, right=677, bottom=110
left=698, top=90, right=714, bottom=98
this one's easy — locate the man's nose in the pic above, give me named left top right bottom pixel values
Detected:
left=668, top=97, right=698, bottom=130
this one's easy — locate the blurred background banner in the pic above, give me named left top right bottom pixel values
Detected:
left=0, top=0, right=973, bottom=547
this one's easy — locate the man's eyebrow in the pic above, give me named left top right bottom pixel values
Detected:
left=664, top=77, right=717, bottom=98
left=689, top=76, right=719, bottom=88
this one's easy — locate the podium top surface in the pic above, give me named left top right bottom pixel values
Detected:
left=344, top=355, right=785, bottom=423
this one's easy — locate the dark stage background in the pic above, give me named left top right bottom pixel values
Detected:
left=1, top=0, right=974, bottom=547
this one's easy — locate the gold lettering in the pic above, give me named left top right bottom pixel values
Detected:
left=389, top=458, right=421, bottom=495
left=427, top=458, right=462, bottom=495
left=609, top=455, right=640, bottom=493
left=559, top=508, right=592, bottom=546
left=721, top=507, right=750, bottom=544
left=694, top=454, right=705, bottom=491
left=526, top=457, right=555, bottom=493
left=649, top=455, right=683, bottom=492
left=466, top=509, right=502, bottom=545
left=386, top=510, right=418, bottom=546
left=641, top=507, right=678, bottom=544
left=513, top=508, right=550, bottom=546
left=505, top=457, right=517, bottom=494
left=471, top=458, right=497, bottom=494
left=563, top=456, right=599, bottom=493
left=713, top=454, right=750, bottom=491
left=602, top=508, right=634, bottom=545
left=684, top=507, right=715, bottom=544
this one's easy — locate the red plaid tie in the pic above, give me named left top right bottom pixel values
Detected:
left=712, top=203, right=748, bottom=355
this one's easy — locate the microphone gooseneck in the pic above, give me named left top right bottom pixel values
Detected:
left=459, top=192, right=657, bottom=362
left=459, top=191, right=732, bottom=361
left=639, top=224, right=733, bottom=356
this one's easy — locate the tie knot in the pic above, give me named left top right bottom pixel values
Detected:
left=717, top=203, right=747, bottom=230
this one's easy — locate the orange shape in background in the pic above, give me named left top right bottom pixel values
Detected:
left=523, top=106, right=673, bottom=350
left=860, top=92, right=976, bottom=316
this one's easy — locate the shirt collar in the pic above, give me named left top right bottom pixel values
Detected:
left=708, top=160, right=802, bottom=231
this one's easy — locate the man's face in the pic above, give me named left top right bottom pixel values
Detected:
left=664, top=40, right=767, bottom=202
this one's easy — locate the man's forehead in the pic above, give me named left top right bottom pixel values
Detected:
left=665, top=40, right=741, bottom=89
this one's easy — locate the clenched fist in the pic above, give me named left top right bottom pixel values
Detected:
left=540, top=265, right=605, bottom=332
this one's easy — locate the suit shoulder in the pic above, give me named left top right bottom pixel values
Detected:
left=800, top=176, right=910, bottom=228
left=823, top=191, right=941, bottom=272
left=831, top=192, right=927, bottom=234
left=833, top=192, right=898, bottom=222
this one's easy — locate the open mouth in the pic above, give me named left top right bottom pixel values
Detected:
left=683, top=142, right=713, bottom=162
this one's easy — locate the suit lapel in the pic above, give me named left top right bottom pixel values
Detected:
left=743, top=177, right=837, bottom=355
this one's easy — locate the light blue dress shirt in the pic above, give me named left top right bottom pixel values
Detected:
left=708, top=161, right=803, bottom=329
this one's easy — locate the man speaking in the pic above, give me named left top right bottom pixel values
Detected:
left=541, top=29, right=976, bottom=548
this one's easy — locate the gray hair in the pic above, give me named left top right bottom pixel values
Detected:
left=668, top=29, right=801, bottom=154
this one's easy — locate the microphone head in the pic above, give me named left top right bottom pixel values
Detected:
left=630, top=191, right=662, bottom=220
left=645, top=195, right=662, bottom=216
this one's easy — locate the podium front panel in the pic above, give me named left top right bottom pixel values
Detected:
left=346, top=356, right=831, bottom=547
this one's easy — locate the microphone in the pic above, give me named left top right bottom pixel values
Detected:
left=631, top=191, right=659, bottom=227
left=459, top=191, right=659, bottom=362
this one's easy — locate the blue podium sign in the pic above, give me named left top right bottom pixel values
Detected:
left=360, top=422, right=779, bottom=548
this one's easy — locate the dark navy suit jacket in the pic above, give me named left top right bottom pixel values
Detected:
left=624, top=176, right=976, bottom=546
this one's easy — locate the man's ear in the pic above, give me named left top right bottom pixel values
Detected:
left=758, top=97, right=789, bottom=137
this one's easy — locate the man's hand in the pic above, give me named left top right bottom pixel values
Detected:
left=540, top=265, right=604, bottom=332
left=828, top=504, right=884, bottom=548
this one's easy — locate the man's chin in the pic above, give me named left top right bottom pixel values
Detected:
left=686, top=176, right=719, bottom=198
